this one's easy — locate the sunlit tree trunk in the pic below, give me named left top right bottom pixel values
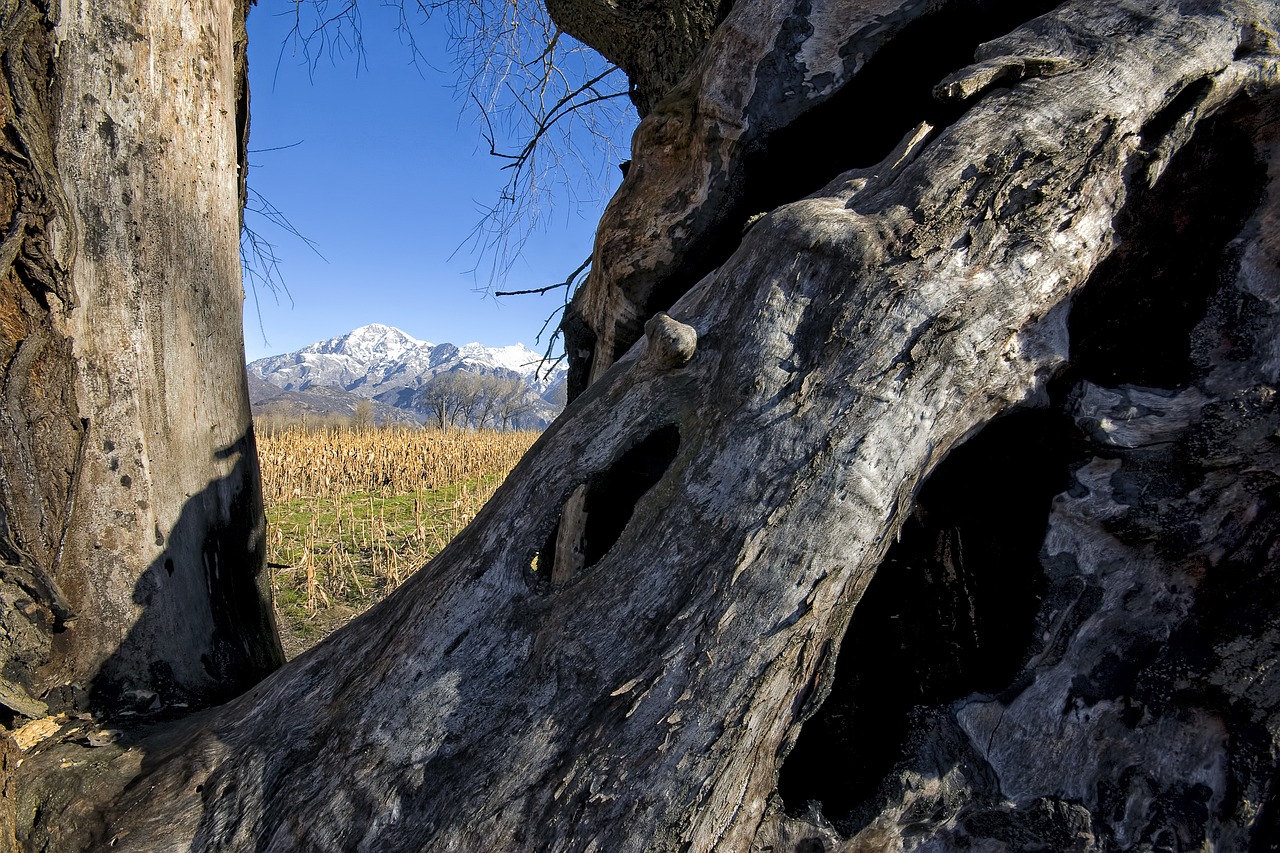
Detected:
left=0, top=0, right=280, bottom=823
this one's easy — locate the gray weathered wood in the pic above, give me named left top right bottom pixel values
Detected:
left=53, top=1, right=1278, bottom=850
left=0, top=0, right=280, bottom=723
left=4, top=0, right=1280, bottom=849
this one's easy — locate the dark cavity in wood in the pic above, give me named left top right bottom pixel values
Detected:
left=777, top=408, right=1081, bottom=834
left=1068, top=100, right=1268, bottom=389
left=533, top=424, right=682, bottom=586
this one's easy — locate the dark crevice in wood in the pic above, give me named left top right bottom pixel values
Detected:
left=1138, top=77, right=1213, bottom=148
left=578, top=425, right=680, bottom=568
left=1247, top=741, right=1280, bottom=853
left=636, top=0, right=1064, bottom=349
left=562, top=302, right=598, bottom=407
left=744, top=0, right=1062, bottom=215
left=776, top=408, right=1082, bottom=835
left=1068, top=103, right=1266, bottom=389
left=532, top=521, right=559, bottom=585
left=532, top=424, right=681, bottom=583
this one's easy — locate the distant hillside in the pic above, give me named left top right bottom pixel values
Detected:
left=247, top=324, right=566, bottom=428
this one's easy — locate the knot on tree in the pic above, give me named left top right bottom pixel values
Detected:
left=643, top=312, right=697, bottom=370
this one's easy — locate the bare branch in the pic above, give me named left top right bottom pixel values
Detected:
left=495, top=254, right=590, bottom=296
left=273, top=1, right=636, bottom=311
left=241, top=185, right=328, bottom=348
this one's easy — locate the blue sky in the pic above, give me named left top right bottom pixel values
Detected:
left=241, top=2, right=631, bottom=362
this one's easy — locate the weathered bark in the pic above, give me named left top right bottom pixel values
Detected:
left=0, top=0, right=280, bottom=736
left=4, top=0, right=1280, bottom=849
left=773, top=96, right=1280, bottom=849
left=562, top=0, right=1063, bottom=395
left=6, top=0, right=1267, bottom=851
left=0, top=0, right=86, bottom=730
left=543, top=0, right=733, bottom=116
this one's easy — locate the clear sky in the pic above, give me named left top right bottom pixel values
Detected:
left=241, top=2, right=631, bottom=362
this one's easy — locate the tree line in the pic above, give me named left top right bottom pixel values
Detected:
left=417, top=372, right=538, bottom=430
left=251, top=373, right=542, bottom=434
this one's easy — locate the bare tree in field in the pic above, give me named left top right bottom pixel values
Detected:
left=351, top=399, right=376, bottom=431
left=5, top=0, right=1280, bottom=851
left=452, top=372, right=487, bottom=428
left=493, top=375, right=535, bottom=430
left=418, top=372, right=470, bottom=429
left=469, top=374, right=518, bottom=429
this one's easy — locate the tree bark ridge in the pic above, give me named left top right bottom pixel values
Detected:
left=0, top=0, right=81, bottom=725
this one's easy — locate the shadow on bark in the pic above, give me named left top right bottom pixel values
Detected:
left=18, top=432, right=282, bottom=851
left=1067, top=103, right=1268, bottom=388
left=777, top=408, right=1081, bottom=833
left=88, top=429, right=282, bottom=716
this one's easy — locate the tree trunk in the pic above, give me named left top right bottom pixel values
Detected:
left=0, top=0, right=279, bottom=735
left=14, top=0, right=1280, bottom=850
left=542, top=0, right=732, bottom=115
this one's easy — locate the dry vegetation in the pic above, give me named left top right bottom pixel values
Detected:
left=256, top=423, right=539, bottom=657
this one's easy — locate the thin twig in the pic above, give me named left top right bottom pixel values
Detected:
left=495, top=255, right=590, bottom=297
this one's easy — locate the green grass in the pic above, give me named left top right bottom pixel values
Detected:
left=266, top=475, right=505, bottom=657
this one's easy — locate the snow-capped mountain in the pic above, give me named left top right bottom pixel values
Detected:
left=248, top=324, right=566, bottom=428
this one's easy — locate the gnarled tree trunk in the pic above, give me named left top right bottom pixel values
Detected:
left=13, top=0, right=1280, bottom=850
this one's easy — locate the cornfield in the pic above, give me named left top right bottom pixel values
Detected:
left=258, top=424, right=539, bottom=502
left=256, top=424, right=539, bottom=657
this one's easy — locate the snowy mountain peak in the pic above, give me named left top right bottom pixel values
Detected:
left=458, top=342, right=543, bottom=376
left=247, top=324, right=567, bottom=428
left=305, top=323, right=427, bottom=364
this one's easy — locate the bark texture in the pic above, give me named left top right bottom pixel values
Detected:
left=772, top=96, right=1280, bottom=850
left=543, top=0, right=733, bottom=115
left=6, top=0, right=1280, bottom=850
left=0, top=0, right=280, bottom=735
left=562, top=0, right=1063, bottom=394
left=24, top=0, right=1273, bottom=851
left=0, top=0, right=83, bottom=730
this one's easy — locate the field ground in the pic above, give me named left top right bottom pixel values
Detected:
left=257, top=424, right=538, bottom=658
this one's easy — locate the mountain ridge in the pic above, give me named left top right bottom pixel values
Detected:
left=248, top=324, right=565, bottom=428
